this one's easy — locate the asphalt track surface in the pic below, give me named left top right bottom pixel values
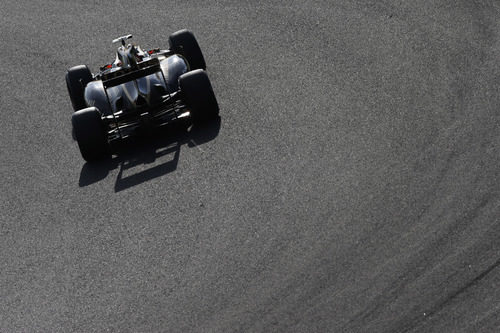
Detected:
left=1, top=1, right=500, bottom=332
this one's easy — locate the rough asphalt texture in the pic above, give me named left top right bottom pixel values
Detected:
left=1, top=1, right=499, bottom=332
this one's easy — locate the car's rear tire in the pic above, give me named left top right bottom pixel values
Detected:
left=169, top=30, right=206, bottom=70
left=179, top=69, right=219, bottom=123
left=66, top=65, right=92, bottom=111
left=72, top=107, right=109, bottom=162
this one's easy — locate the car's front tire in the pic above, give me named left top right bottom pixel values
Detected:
left=179, top=69, right=219, bottom=123
left=72, top=107, right=109, bottom=162
left=66, top=65, right=93, bottom=111
left=169, top=30, right=206, bottom=70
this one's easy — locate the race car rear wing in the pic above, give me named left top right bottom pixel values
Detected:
left=102, top=58, right=162, bottom=88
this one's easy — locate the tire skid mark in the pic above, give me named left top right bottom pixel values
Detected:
left=400, top=257, right=500, bottom=333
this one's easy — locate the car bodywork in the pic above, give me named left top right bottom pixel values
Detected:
left=83, top=42, right=191, bottom=145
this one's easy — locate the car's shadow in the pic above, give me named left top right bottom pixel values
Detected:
left=78, top=116, right=221, bottom=192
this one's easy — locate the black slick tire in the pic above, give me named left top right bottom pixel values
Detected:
left=169, top=30, right=206, bottom=70
left=179, top=69, right=219, bottom=123
left=66, top=65, right=92, bottom=111
left=72, top=107, right=109, bottom=162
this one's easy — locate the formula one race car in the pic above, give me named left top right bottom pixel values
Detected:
left=66, top=30, right=219, bottom=162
